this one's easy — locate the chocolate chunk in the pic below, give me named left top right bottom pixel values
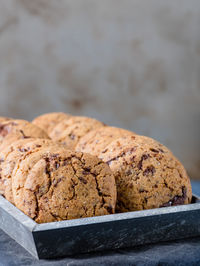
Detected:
left=57, top=178, right=62, bottom=184
left=82, top=170, right=90, bottom=175
left=36, top=144, right=42, bottom=148
left=105, top=205, right=113, bottom=214
left=50, top=154, right=60, bottom=160
left=106, top=153, right=124, bottom=165
left=143, top=166, right=156, bottom=176
left=83, top=205, right=88, bottom=214
left=53, top=177, right=63, bottom=187
left=18, top=147, right=30, bottom=152
left=101, top=148, right=108, bottom=154
left=125, top=170, right=132, bottom=176
left=45, top=161, right=50, bottom=176
left=19, top=130, right=30, bottom=139
left=150, top=148, right=159, bottom=153
left=107, top=147, right=137, bottom=165
left=84, top=167, right=91, bottom=171
left=137, top=154, right=150, bottom=170
left=142, top=154, right=149, bottom=160
left=55, top=162, right=60, bottom=169
left=63, top=159, right=69, bottom=166
left=43, top=197, right=49, bottom=203
left=130, top=155, right=136, bottom=162
left=69, top=134, right=75, bottom=140
left=0, top=121, right=19, bottom=137
left=0, top=124, right=11, bottom=137
left=160, top=187, right=187, bottom=207
left=78, top=176, right=87, bottom=184
left=52, top=178, right=57, bottom=186
left=127, top=147, right=137, bottom=155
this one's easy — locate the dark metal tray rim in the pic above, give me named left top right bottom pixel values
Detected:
left=0, top=194, right=200, bottom=232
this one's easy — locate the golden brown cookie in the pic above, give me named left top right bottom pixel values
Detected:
left=99, top=135, right=192, bottom=212
left=0, top=116, right=12, bottom=123
left=50, top=116, right=105, bottom=150
left=12, top=147, right=116, bottom=223
left=0, top=138, right=59, bottom=204
left=0, top=119, right=49, bottom=150
left=76, top=126, right=135, bottom=156
left=32, top=112, right=71, bottom=134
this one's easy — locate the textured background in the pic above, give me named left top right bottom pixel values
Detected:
left=0, top=0, right=199, bottom=179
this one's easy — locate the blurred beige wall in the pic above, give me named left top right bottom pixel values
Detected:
left=0, top=0, right=199, bottom=179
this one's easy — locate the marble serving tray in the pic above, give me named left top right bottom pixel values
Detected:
left=0, top=195, right=200, bottom=259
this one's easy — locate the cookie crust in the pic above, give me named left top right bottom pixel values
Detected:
left=0, top=138, right=58, bottom=203
left=76, top=126, right=134, bottom=156
left=32, top=112, right=71, bottom=135
left=0, top=120, right=49, bottom=150
left=0, top=116, right=12, bottom=123
left=12, top=148, right=116, bottom=223
left=99, top=135, right=192, bottom=212
left=50, top=116, right=105, bottom=150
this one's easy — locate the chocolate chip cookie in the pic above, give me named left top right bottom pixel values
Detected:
left=0, top=116, right=12, bottom=123
left=0, top=119, right=50, bottom=150
left=0, top=138, right=58, bottom=203
left=12, top=147, right=116, bottom=223
left=99, top=135, right=192, bottom=212
left=76, top=126, right=134, bottom=156
left=32, top=112, right=71, bottom=135
left=50, top=116, right=105, bottom=150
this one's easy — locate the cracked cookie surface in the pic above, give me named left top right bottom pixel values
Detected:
left=0, top=138, right=58, bottom=203
left=50, top=116, right=105, bottom=150
left=0, top=120, right=50, bottom=150
left=76, top=126, right=134, bottom=156
left=32, top=112, right=71, bottom=135
left=99, top=135, right=192, bottom=212
left=12, top=148, right=116, bottom=223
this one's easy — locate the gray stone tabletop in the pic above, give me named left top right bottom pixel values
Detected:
left=0, top=181, right=200, bottom=266
left=1, top=229, right=200, bottom=266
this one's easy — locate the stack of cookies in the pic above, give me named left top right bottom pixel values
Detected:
left=0, top=113, right=192, bottom=223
